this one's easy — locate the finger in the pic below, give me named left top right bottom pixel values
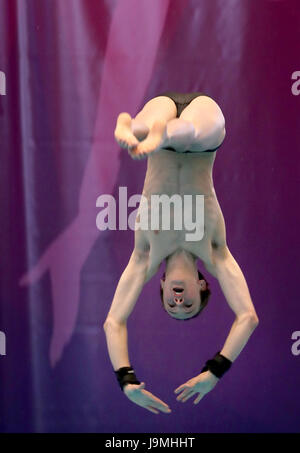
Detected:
left=194, top=393, right=205, bottom=405
left=143, top=391, right=168, bottom=406
left=145, top=406, right=159, bottom=414
left=148, top=403, right=171, bottom=414
left=150, top=397, right=171, bottom=412
left=154, top=404, right=171, bottom=413
left=143, top=392, right=171, bottom=412
left=176, top=388, right=191, bottom=401
left=182, top=391, right=196, bottom=403
left=174, top=384, right=187, bottom=394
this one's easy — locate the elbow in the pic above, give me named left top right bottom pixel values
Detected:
left=103, top=319, right=109, bottom=332
left=103, top=317, right=124, bottom=332
left=246, top=312, right=259, bottom=331
left=252, top=314, right=259, bottom=329
left=103, top=317, right=114, bottom=332
left=237, top=311, right=259, bottom=331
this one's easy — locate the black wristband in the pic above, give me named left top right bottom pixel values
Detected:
left=200, top=351, right=232, bottom=378
left=114, top=366, right=141, bottom=391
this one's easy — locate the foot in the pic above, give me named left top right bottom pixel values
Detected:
left=114, top=112, right=139, bottom=150
left=131, top=119, right=168, bottom=160
left=131, top=119, right=150, bottom=142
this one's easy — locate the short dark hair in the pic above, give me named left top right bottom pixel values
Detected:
left=160, top=270, right=211, bottom=321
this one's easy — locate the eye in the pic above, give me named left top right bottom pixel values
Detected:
left=167, top=301, right=176, bottom=307
left=184, top=302, right=193, bottom=308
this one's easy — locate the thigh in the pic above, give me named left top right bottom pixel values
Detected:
left=134, top=95, right=177, bottom=129
left=179, top=95, right=225, bottom=151
left=179, top=95, right=222, bottom=131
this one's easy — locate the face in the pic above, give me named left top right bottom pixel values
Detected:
left=160, top=274, right=206, bottom=320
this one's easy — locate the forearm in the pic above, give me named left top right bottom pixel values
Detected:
left=103, top=249, right=148, bottom=371
left=214, top=248, right=259, bottom=362
left=104, top=320, right=130, bottom=370
left=220, top=313, right=258, bottom=362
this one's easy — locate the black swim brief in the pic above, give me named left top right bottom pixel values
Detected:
left=156, top=90, right=222, bottom=153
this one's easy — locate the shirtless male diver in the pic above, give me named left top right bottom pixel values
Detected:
left=103, top=91, right=259, bottom=414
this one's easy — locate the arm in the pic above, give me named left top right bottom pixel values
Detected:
left=210, top=246, right=259, bottom=362
left=103, top=237, right=171, bottom=414
left=175, top=246, right=259, bottom=405
left=103, top=247, right=149, bottom=370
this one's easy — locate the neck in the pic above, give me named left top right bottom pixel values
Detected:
left=165, top=249, right=198, bottom=276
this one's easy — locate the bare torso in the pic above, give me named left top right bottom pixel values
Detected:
left=135, top=149, right=227, bottom=281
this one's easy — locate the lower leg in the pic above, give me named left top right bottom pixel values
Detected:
left=134, top=98, right=201, bottom=154
left=131, top=96, right=179, bottom=156
left=134, top=116, right=197, bottom=156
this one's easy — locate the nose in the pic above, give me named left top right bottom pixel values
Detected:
left=173, top=294, right=184, bottom=304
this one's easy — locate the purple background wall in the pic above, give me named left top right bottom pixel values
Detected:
left=0, top=0, right=300, bottom=433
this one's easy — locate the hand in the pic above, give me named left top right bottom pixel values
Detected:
left=174, top=370, right=219, bottom=405
left=124, top=382, right=171, bottom=414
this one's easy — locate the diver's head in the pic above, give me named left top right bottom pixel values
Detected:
left=160, top=250, right=211, bottom=320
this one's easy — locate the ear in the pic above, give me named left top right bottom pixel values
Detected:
left=199, top=279, right=207, bottom=291
left=160, top=279, right=165, bottom=289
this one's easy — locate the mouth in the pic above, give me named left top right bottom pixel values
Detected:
left=173, top=287, right=184, bottom=294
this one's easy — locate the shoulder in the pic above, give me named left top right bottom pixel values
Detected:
left=133, top=228, right=150, bottom=260
left=203, top=244, right=230, bottom=278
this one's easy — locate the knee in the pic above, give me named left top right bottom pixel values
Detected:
left=194, top=121, right=226, bottom=150
left=166, top=118, right=195, bottom=149
left=167, top=118, right=196, bottom=150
